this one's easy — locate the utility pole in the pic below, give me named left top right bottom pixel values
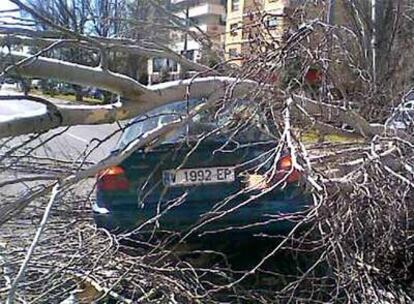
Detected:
left=371, top=0, right=376, bottom=85
left=181, top=4, right=189, bottom=80
left=183, top=4, right=189, bottom=58
left=327, top=0, right=336, bottom=25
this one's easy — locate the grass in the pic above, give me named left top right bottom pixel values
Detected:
left=299, top=129, right=364, bottom=144
left=31, top=89, right=103, bottom=104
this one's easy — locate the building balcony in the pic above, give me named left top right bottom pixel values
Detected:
left=171, top=0, right=191, bottom=4
left=175, top=3, right=225, bottom=19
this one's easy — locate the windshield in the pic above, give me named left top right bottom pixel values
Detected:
left=117, top=99, right=274, bottom=150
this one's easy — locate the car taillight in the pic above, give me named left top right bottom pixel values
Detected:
left=276, top=155, right=301, bottom=183
left=97, top=166, right=130, bottom=191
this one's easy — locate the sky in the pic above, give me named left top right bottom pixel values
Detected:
left=0, top=0, right=19, bottom=24
left=0, top=0, right=18, bottom=11
left=0, top=1, right=29, bottom=54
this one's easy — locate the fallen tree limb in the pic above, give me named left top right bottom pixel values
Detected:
left=0, top=76, right=255, bottom=138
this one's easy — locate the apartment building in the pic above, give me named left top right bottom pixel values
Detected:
left=225, top=0, right=293, bottom=64
left=148, top=0, right=226, bottom=84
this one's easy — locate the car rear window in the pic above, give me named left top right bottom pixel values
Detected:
left=116, top=99, right=274, bottom=150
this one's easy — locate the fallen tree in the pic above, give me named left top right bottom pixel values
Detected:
left=0, top=0, right=412, bottom=303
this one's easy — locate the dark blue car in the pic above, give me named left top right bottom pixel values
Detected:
left=93, top=99, right=308, bottom=237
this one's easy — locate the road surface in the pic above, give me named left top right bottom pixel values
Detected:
left=0, top=84, right=120, bottom=162
left=0, top=84, right=123, bottom=195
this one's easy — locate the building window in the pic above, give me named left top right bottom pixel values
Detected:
left=167, top=59, right=178, bottom=72
left=231, top=0, right=240, bottom=12
left=264, top=15, right=279, bottom=29
left=247, top=11, right=255, bottom=21
left=152, top=58, right=164, bottom=73
left=220, top=15, right=226, bottom=26
left=228, top=48, right=238, bottom=58
left=152, top=58, right=178, bottom=73
left=230, top=23, right=238, bottom=36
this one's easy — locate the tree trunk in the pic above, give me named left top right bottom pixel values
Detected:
left=74, top=84, right=83, bottom=102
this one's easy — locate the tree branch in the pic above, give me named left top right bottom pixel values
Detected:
left=292, top=94, right=413, bottom=140
left=0, top=33, right=211, bottom=73
left=3, top=53, right=155, bottom=100
left=6, top=183, right=60, bottom=304
left=0, top=76, right=255, bottom=138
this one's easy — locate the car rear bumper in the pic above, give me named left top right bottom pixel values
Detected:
left=93, top=186, right=309, bottom=236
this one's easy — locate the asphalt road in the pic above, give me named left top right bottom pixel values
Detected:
left=0, top=84, right=120, bottom=162
left=0, top=84, right=122, bottom=196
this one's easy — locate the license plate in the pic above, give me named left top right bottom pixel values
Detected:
left=163, top=167, right=235, bottom=187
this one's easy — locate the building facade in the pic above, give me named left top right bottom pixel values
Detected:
left=224, top=0, right=293, bottom=64
left=148, top=0, right=226, bottom=84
